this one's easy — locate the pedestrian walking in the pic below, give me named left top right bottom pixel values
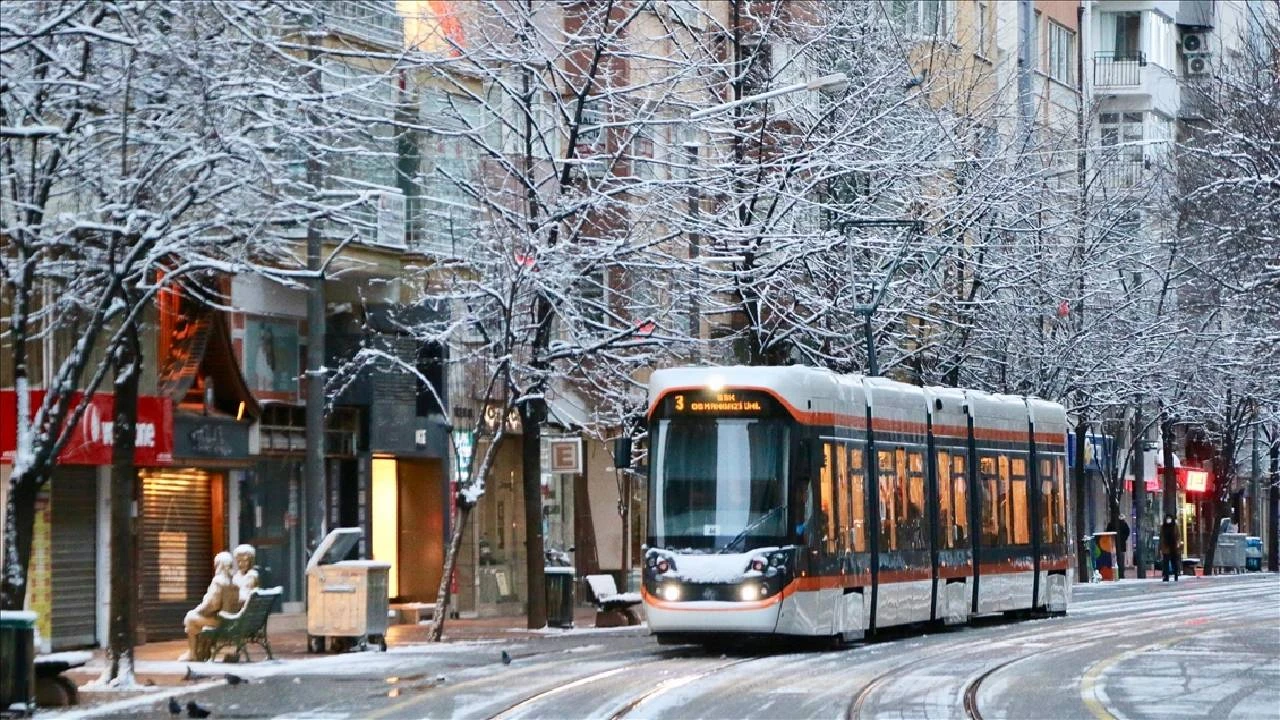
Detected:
left=1107, top=516, right=1131, bottom=578
left=1159, top=514, right=1181, bottom=582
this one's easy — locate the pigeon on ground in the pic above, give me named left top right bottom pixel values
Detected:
left=225, top=673, right=246, bottom=685
left=186, top=700, right=212, bottom=718
left=168, top=697, right=182, bottom=716
left=501, top=650, right=511, bottom=665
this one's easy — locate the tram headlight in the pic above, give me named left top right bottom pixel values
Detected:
left=662, top=583, right=681, bottom=602
left=740, top=584, right=760, bottom=602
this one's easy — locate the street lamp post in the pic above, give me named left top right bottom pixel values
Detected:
left=839, top=219, right=924, bottom=377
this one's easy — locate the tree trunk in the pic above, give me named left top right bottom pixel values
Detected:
left=520, top=398, right=547, bottom=629
left=1, top=473, right=43, bottom=610
left=107, top=312, right=141, bottom=683
left=1073, top=417, right=1089, bottom=583
left=428, top=500, right=472, bottom=642
left=1161, top=414, right=1178, bottom=520
left=1268, top=436, right=1278, bottom=572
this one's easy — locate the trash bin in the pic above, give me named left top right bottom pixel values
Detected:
left=306, top=528, right=391, bottom=652
left=1, top=611, right=36, bottom=712
left=544, top=567, right=576, bottom=629
left=1092, top=532, right=1117, bottom=581
left=1213, top=533, right=1247, bottom=574
left=1244, top=536, right=1263, bottom=572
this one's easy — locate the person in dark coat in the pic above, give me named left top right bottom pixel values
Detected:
left=1159, top=514, right=1181, bottom=581
left=1107, top=516, right=1131, bottom=578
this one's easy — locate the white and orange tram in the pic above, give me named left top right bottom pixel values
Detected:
left=641, top=365, right=1072, bottom=644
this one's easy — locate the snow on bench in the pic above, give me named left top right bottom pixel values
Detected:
left=583, top=574, right=641, bottom=611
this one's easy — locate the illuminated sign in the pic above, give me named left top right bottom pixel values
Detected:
left=1184, top=469, right=1209, bottom=493
left=672, top=392, right=763, bottom=414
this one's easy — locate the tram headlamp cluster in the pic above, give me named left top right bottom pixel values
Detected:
left=740, top=584, right=761, bottom=602
left=662, top=583, right=681, bottom=602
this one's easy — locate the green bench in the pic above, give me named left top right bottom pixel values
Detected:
left=199, top=587, right=282, bottom=662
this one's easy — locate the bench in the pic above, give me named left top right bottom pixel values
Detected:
left=200, top=586, right=282, bottom=662
left=583, top=574, right=642, bottom=628
left=34, top=651, right=91, bottom=707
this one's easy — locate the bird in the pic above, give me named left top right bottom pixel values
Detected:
left=186, top=700, right=212, bottom=718
left=500, top=650, right=512, bottom=665
left=225, top=673, right=246, bottom=686
left=168, top=697, right=182, bottom=716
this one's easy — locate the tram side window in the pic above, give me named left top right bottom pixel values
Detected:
left=937, top=450, right=953, bottom=549
left=953, top=455, right=969, bottom=545
left=849, top=448, right=867, bottom=552
left=997, top=455, right=1013, bottom=545
left=905, top=451, right=926, bottom=550
left=1041, top=457, right=1066, bottom=543
left=878, top=450, right=897, bottom=550
left=980, top=456, right=999, bottom=545
left=1011, top=457, right=1030, bottom=544
left=820, top=444, right=837, bottom=554
left=834, top=443, right=852, bottom=555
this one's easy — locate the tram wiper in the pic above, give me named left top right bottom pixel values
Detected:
left=720, top=506, right=783, bottom=553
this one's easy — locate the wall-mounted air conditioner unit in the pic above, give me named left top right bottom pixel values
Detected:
left=1185, top=54, right=1211, bottom=76
left=1180, top=32, right=1208, bottom=55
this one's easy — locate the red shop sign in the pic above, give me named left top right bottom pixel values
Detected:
left=1, top=389, right=173, bottom=466
left=1155, top=465, right=1212, bottom=494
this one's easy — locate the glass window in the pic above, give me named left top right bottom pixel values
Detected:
left=953, top=455, right=969, bottom=545
left=906, top=451, right=926, bottom=550
left=850, top=448, right=866, bottom=552
left=979, top=456, right=998, bottom=545
left=997, top=455, right=1012, bottom=545
left=1048, top=22, right=1075, bottom=84
left=649, top=418, right=790, bottom=551
left=1011, top=457, right=1030, bottom=544
left=820, top=444, right=836, bottom=555
left=835, top=445, right=852, bottom=554
left=937, top=450, right=953, bottom=549
left=878, top=449, right=897, bottom=550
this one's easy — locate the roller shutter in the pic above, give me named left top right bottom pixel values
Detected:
left=51, top=468, right=98, bottom=649
left=140, top=470, right=212, bottom=641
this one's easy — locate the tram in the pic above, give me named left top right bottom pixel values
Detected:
left=641, top=365, right=1071, bottom=643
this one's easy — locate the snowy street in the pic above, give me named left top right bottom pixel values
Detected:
left=71, top=573, right=1277, bottom=720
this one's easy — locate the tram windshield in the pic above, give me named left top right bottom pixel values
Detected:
left=648, top=417, right=790, bottom=552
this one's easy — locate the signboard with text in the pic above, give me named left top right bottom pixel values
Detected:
left=1, top=389, right=173, bottom=466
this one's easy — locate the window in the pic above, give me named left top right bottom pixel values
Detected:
left=1047, top=22, right=1075, bottom=84
left=892, top=0, right=951, bottom=39
left=937, top=450, right=953, bottom=548
left=953, top=454, right=969, bottom=544
left=850, top=448, right=867, bottom=552
left=878, top=450, right=898, bottom=550
left=980, top=455, right=998, bottom=545
left=1145, top=11, right=1176, bottom=68
left=1010, top=457, right=1030, bottom=544
left=1100, top=111, right=1145, bottom=164
left=1100, top=11, right=1142, bottom=57
left=905, top=451, right=927, bottom=550
left=820, top=444, right=837, bottom=554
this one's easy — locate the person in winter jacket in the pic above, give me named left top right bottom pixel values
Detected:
left=1159, top=514, right=1182, bottom=582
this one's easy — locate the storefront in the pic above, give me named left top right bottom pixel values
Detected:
left=1, top=389, right=174, bottom=650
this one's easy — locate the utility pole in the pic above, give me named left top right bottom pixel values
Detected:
left=1250, top=423, right=1261, bottom=536
left=304, top=20, right=328, bottom=556
left=1132, top=403, right=1146, bottom=578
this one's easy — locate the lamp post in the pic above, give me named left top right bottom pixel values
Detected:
left=838, top=219, right=924, bottom=377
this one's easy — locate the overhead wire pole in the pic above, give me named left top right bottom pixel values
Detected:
left=304, top=16, right=328, bottom=559
left=838, top=219, right=924, bottom=377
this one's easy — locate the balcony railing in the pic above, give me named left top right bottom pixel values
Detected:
left=1094, top=52, right=1146, bottom=87
left=1100, top=160, right=1145, bottom=189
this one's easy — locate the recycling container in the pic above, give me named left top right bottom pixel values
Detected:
left=544, top=566, right=576, bottom=629
left=306, top=528, right=391, bottom=652
left=0, top=611, right=36, bottom=711
left=1092, top=532, right=1117, bottom=581
left=1244, top=535, right=1263, bottom=572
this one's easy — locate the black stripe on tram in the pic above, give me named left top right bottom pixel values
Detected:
left=866, top=402, right=880, bottom=635
left=1028, top=413, right=1043, bottom=610
left=926, top=410, right=940, bottom=623
left=967, top=411, right=981, bottom=615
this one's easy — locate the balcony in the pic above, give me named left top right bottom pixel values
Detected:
left=1100, top=160, right=1145, bottom=190
left=1094, top=52, right=1146, bottom=87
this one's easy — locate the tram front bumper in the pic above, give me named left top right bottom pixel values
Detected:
left=642, top=587, right=783, bottom=634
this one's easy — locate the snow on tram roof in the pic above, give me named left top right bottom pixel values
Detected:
left=648, top=366, right=1066, bottom=433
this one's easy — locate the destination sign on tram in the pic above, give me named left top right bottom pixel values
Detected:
left=658, top=390, right=783, bottom=417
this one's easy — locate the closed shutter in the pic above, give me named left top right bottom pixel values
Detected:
left=51, top=468, right=98, bottom=649
left=140, top=470, right=212, bottom=641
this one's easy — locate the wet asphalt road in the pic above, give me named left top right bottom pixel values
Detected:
left=97, top=573, right=1279, bottom=720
